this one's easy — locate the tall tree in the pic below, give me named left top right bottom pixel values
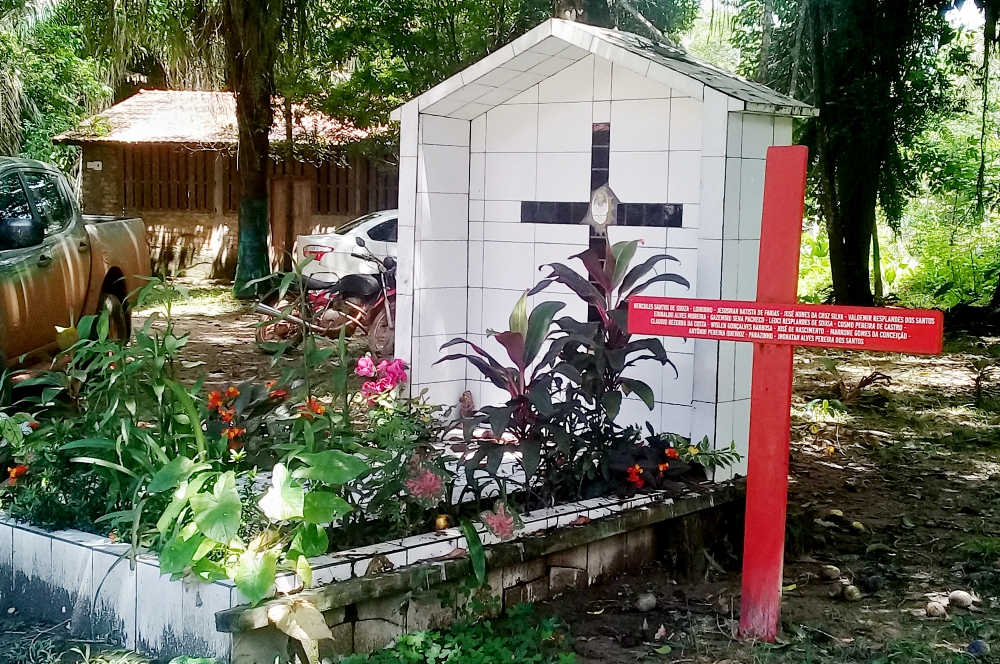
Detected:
left=728, top=0, right=964, bottom=305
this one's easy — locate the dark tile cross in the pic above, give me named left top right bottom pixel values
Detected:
left=519, top=123, right=684, bottom=230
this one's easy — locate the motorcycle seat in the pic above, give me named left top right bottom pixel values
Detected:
left=337, top=273, right=382, bottom=298
left=301, top=275, right=339, bottom=291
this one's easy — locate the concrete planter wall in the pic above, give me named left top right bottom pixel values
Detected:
left=0, top=481, right=743, bottom=661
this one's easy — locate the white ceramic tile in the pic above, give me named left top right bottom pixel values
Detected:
left=726, top=113, right=743, bottom=158
left=485, top=104, right=537, bottom=153
left=416, top=334, right=467, bottom=385
left=471, top=115, right=487, bottom=152
left=417, top=288, right=468, bottom=337
left=536, top=152, right=591, bottom=201
left=400, top=102, right=419, bottom=158
left=398, top=156, right=417, bottom=228
left=468, top=240, right=484, bottom=287
left=505, top=72, right=547, bottom=92
left=702, top=88, right=730, bottom=157
left=0, top=523, right=11, bottom=610
left=621, top=347, right=665, bottom=399
left=182, top=579, right=232, bottom=659
left=135, top=561, right=184, bottom=656
left=593, top=100, right=611, bottom=123
left=682, top=203, right=699, bottom=230
left=395, top=293, right=413, bottom=369
left=534, top=221, right=588, bottom=246
left=611, top=63, right=670, bottom=100
left=690, top=400, right=717, bottom=449
left=476, top=88, right=521, bottom=109
left=774, top=116, right=793, bottom=146
left=662, top=247, right=696, bottom=297
left=607, top=225, right=666, bottom=248
left=476, top=67, right=521, bottom=89
left=505, top=86, right=539, bottom=104
left=729, top=398, right=752, bottom=477
left=483, top=242, right=537, bottom=291
left=485, top=152, right=536, bottom=201
left=668, top=151, right=701, bottom=205
left=538, top=55, right=595, bottom=103
left=420, top=381, right=470, bottom=414
left=695, top=238, right=722, bottom=300
left=661, top=403, right=693, bottom=438
left=417, top=72, right=465, bottom=111
left=717, top=340, right=736, bottom=402
left=421, top=115, right=470, bottom=147
left=50, top=538, right=92, bottom=629
left=532, top=242, right=586, bottom=293
left=692, top=337, right=719, bottom=402
left=482, top=288, right=526, bottom=332
left=469, top=221, right=485, bottom=242
left=397, top=224, right=415, bottom=295
left=721, top=239, right=739, bottom=299
left=504, top=50, right=550, bottom=72
left=594, top=56, right=612, bottom=101
left=91, top=548, right=137, bottom=650
left=528, top=55, right=581, bottom=79
left=741, top=114, right=773, bottom=160
left=416, top=240, right=468, bottom=290
left=737, top=239, right=760, bottom=301
left=418, top=145, right=470, bottom=195
left=452, top=103, right=491, bottom=121
left=538, top=102, right=593, bottom=152
left=723, top=158, right=741, bottom=240
left=715, top=400, right=736, bottom=455
left=734, top=341, right=754, bottom=401
left=699, top=156, right=725, bottom=240
left=448, top=83, right=492, bottom=103
left=610, top=99, right=671, bottom=151
left=616, top=396, right=660, bottom=433
left=417, top=193, right=469, bottom=242
left=469, top=153, right=485, bottom=200
left=608, top=151, right=668, bottom=204
left=669, top=97, right=702, bottom=152
left=662, top=351, right=694, bottom=405
left=467, top=288, right=484, bottom=333
left=645, top=62, right=704, bottom=100
left=483, top=199, right=522, bottom=223
left=483, top=221, right=530, bottom=243
left=469, top=200, right=485, bottom=223
left=530, top=34, right=571, bottom=56
left=311, top=562, right=352, bottom=586
left=423, top=97, right=466, bottom=117
left=668, top=226, right=699, bottom=249
left=739, top=158, right=766, bottom=240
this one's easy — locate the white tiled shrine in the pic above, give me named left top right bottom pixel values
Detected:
left=393, top=18, right=816, bottom=479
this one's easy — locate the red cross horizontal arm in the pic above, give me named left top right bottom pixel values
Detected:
left=626, top=146, right=944, bottom=641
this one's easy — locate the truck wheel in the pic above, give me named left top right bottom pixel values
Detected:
left=367, top=308, right=394, bottom=358
left=98, top=292, right=129, bottom=343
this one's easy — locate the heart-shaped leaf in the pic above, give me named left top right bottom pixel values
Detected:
left=290, top=523, right=328, bottom=558
left=259, top=463, right=305, bottom=521
left=268, top=600, right=333, bottom=641
left=189, top=471, right=241, bottom=544
left=302, top=491, right=352, bottom=524
left=293, top=451, right=368, bottom=485
left=235, top=549, right=278, bottom=605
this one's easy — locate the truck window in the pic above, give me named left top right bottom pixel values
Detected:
left=0, top=174, right=35, bottom=250
left=22, top=172, right=73, bottom=237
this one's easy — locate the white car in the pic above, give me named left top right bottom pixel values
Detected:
left=297, top=209, right=397, bottom=281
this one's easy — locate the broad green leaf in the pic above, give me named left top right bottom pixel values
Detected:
left=302, top=492, right=352, bottom=524
left=163, top=379, right=207, bottom=456
left=156, top=473, right=212, bottom=534
left=235, top=549, right=278, bottom=605
left=620, top=378, right=655, bottom=410
left=509, top=291, right=528, bottom=336
left=290, top=523, right=328, bottom=558
left=295, top=556, right=314, bottom=588
left=292, top=450, right=368, bottom=485
left=69, top=456, right=137, bottom=478
left=190, top=471, right=242, bottom=544
left=523, top=301, right=565, bottom=367
left=602, top=392, right=622, bottom=421
left=159, top=525, right=205, bottom=576
left=460, top=519, right=487, bottom=587
left=149, top=456, right=206, bottom=494
left=611, top=240, right=639, bottom=288
left=258, top=463, right=304, bottom=521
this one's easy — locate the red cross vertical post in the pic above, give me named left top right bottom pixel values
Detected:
left=627, top=146, right=944, bottom=641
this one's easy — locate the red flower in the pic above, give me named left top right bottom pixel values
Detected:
left=269, top=389, right=288, bottom=401
left=226, top=386, right=241, bottom=399
left=226, top=427, right=246, bottom=440
left=219, top=407, right=235, bottom=424
left=207, top=391, right=224, bottom=410
left=265, top=380, right=278, bottom=389
left=658, top=463, right=669, bottom=472
left=665, top=448, right=679, bottom=459
left=27, top=422, right=39, bottom=430
left=627, top=464, right=644, bottom=489
left=298, top=398, right=325, bottom=418
left=8, top=465, right=27, bottom=483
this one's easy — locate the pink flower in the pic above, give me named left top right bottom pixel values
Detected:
left=480, top=502, right=521, bottom=541
left=377, top=358, right=408, bottom=384
left=356, top=356, right=376, bottom=377
left=405, top=466, right=445, bottom=505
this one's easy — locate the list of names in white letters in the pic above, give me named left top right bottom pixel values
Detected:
left=632, top=302, right=938, bottom=346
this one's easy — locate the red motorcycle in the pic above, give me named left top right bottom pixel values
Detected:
left=256, top=237, right=396, bottom=356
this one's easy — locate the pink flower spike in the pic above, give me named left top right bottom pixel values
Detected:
left=405, top=466, right=445, bottom=505
left=480, top=502, right=522, bottom=541
left=355, top=356, right=376, bottom=377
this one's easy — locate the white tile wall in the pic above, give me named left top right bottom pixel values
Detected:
left=741, top=114, right=774, bottom=159
left=420, top=115, right=470, bottom=146
left=538, top=102, right=593, bottom=152
left=536, top=152, right=591, bottom=201
left=538, top=55, right=595, bottom=102
left=670, top=97, right=703, bottom=151
left=610, top=99, right=671, bottom=151
left=485, top=104, right=538, bottom=152
left=485, top=152, right=537, bottom=200
left=417, top=193, right=470, bottom=242
left=699, top=156, right=725, bottom=240
left=667, top=150, right=702, bottom=205
left=611, top=63, right=670, bottom=100
left=483, top=242, right=537, bottom=291
left=417, top=288, right=468, bottom=337
left=609, top=151, right=669, bottom=203
left=416, top=240, right=468, bottom=290
left=418, top=145, right=470, bottom=195
left=739, top=159, right=766, bottom=240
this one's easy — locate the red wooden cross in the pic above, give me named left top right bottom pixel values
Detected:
left=627, top=146, right=944, bottom=641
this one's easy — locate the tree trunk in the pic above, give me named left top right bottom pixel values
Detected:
left=223, top=0, right=277, bottom=298
left=283, top=96, right=295, bottom=273
left=872, top=222, right=883, bottom=301
left=758, top=0, right=773, bottom=84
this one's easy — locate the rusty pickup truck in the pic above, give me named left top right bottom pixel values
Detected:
left=0, top=158, right=150, bottom=367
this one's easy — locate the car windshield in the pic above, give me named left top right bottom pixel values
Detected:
left=336, top=212, right=385, bottom=235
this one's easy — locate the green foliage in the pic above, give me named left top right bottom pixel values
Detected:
left=341, top=604, right=574, bottom=664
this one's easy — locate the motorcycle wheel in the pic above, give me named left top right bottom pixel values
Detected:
left=255, top=301, right=304, bottom=352
left=367, top=308, right=395, bottom=358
